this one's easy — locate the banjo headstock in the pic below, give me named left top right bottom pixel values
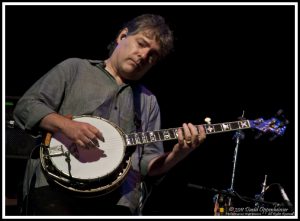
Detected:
left=250, top=117, right=287, bottom=136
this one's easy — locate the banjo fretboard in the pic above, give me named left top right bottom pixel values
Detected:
left=124, top=120, right=251, bottom=146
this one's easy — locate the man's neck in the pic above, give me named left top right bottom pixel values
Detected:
left=104, top=59, right=124, bottom=85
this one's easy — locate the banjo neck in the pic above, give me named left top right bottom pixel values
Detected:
left=39, top=115, right=286, bottom=197
left=124, top=120, right=253, bottom=147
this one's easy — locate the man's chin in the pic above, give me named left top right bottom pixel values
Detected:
left=122, top=72, right=142, bottom=81
left=124, top=75, right=140, bottom=81
left=121, top=69, right=143, bottom=81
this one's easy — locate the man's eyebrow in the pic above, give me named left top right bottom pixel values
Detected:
left=138, top=37, right=150, bottom=45
left=138, top=36, right=161, bottom=57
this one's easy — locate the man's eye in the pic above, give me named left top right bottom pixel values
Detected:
left=148, top=55, right=157, bottom=64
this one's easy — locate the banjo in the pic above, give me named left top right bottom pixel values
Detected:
left=40, top=115, right=287, bottom=197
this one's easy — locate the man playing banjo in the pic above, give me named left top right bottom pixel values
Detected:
left=13, top=14, right=206, bottom=215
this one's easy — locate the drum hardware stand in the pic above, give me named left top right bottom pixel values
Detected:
left=226, top=121, right=246, bottom=209
left=203, top=113, right=246, bottom=215
left=213, top=111, right=246, bottom=215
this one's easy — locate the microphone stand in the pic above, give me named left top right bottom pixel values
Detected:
left=255, top=175, right=267, bottom=208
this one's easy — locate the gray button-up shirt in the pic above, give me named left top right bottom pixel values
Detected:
left=13, top=58, right=164, bottom=213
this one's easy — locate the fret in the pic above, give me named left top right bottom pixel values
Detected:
left=239, top=120, right=250, bottom=129
left=155, top=130, right=164, bottom=140
left=221, top=123, right=231, bottom=131
left=155, top=130, right=162, bottom=140
left=129, top=134, right=136, bottom=145
left=205, top=125, right=215, bottom=134
left=214, top=124, right=222, bottom=132
left=154, top=131, right=161, bottom=141
left=173, top=129, right=179, bottom=138
left=163, top=130, right=171, bottom=140
left=134, top=133, right=141, bottom=144
left=140, top=132, right=148, bottom=143
left=230, top=122, right=240, bottom=130
left=124, top=134, right=134, bottom=146
left=168, top=129, right=178, bottom=139
left=148, top=132, right=157, bottom=142
left=124, top=134, right=135, bottom=146
left=145, top=132, right=151, bottom=143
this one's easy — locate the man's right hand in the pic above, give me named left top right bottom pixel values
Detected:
left=40, top=113, right=104, bottom=148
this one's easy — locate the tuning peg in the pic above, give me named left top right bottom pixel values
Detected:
left=269, top=135, right=278, bottom=141
left=274, top=109, right=289, bottom=123
left=275, top=109, right=284, bottom=117
left=255, top=132, right=263, bottom=140
left=204, top=117, right=211, bottom=124
left=254, top=118, right=264, bottom=125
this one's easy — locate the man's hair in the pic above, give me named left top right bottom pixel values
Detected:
left=108, top=14, right=174, bottom=59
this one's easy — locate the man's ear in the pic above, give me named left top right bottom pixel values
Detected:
left=117, top=28, right=128, bottom=43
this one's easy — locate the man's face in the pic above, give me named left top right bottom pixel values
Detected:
left=112, top=29, right=161, bottom=81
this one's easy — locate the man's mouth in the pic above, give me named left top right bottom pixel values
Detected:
left=129, top=58, right=141, bottom=68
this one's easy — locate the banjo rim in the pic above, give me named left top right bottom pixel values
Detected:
left=40, top=115, right=132, bottom=196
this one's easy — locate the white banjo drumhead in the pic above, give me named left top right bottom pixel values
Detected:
left=48, top=116, right=125, bottom=180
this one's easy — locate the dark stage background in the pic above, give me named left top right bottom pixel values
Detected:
left=4, top=4, right=296, bottom=216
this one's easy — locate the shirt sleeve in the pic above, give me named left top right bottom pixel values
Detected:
left=139, top=92, right=164, bottom=176
left=13, top=58, right=77, bottom=131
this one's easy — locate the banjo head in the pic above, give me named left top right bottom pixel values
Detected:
left=47, top=116, right=126, bottom=181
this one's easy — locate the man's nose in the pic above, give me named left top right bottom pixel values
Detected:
left=139, top=48, right=150, bottom=60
